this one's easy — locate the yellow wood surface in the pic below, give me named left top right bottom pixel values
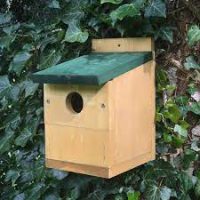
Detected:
left=44, top=37, right=155, bottom=178
left=44, top=84, right=112, bottom=130
left=92, top=37, right=153, bottom=52
left=110, top=61, right=155, bottom=166
left=46, top=152, right=152, bottom=178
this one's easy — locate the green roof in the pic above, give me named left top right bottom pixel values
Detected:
left=31, top=52, right=152, bottom=85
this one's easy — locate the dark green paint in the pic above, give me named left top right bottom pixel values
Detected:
left=31, top=52, right=152, bottom=85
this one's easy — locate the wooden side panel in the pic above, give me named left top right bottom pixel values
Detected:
left=92, top=38, right=153, bottom=52
left=111, top=61, right=155, bottom=165
left=93, top=37, right=155, bottom=170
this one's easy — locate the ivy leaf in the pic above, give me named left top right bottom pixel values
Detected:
left=157, top=26, right=173, bottom=43
left=25, top=184, right=45, bottom=200
left=9, top=51, right=32, bottom=75
left=144, top=0, right=166, bottom=18
left=61, top=1, right=88, bottom=43
left=0, top=129, right=15, bottom=154
left=187, top=25, right=200, bottom=46
left=174, top=124, right=188, bottom=137
left=63, top=24, right=88, bottom=43
left=14, top=193, right=25, bottom=200
left=163, top=103, right=181, bottom=123
left=0, top=76, right=21, bottom=101
left=0, top=75, right=11, bottom=97
left=38, top=49, right=61, bottom=69
left=184, top=56, right=200, bottom=70
left=3, top=23, right=20, bottom=35
left=110, top=3, right=141, bottom=23
left=188, top=102, right=200, bottom=115
left=160, top=186, right=172, bottom=200
left=44, top=194, right=60, bottom=200
left=48, top=0, right=60, bottom=9
left=172, top=135, right=185, bottom=148
left=5, top=169, right=20, bottom=186
left=0, top=35, right=16, bottom=49
left=0, top=12, right=12, bottom=25
left=50, top=169, right=68, bottom=180
left=101, top=0, right=123, bottom=4
left=21, top=80, right=39, bottom=98
left=15, top=127, right=33, bottom=147
left=145, top=184, right=160, bottom=200
left=179, top=172, right=193, bottom=194
left=127, top=191, right=140, bottom=200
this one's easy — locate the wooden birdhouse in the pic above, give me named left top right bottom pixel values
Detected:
left=31, top=38, right=155, bottom=178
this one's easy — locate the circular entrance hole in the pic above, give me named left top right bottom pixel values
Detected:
left=66, top=92, right=83, bottom=113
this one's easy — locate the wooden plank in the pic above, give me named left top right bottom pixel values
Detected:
left=46, top=151, right=152, bottom=178
left=32, top=52, right=152, bottom=85
left=110, top=61, right=155, bottom=166
left=45, top=125, right=110, bottom=166
left=92, top=37, right=153, bottom=52
left=46, top=159, right=109, bottom=178
left=44, top=84, right=111, bottom=130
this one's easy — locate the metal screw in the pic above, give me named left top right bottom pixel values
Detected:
left=101, top=103, right=106, bottom=109
left=46, top=99, right=50, bottom=104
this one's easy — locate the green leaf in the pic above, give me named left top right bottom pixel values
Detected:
left=187, top=25, right=200, bottom=46
left=9, top=51, right=32, bottom=75
left=184, top=56, right=200, bottom=70
left=22, top=80, right=39, bottom=98
left=163, top=103, right=181, bottom=123
left=50, top=169, right=68, bottom=180
left=14, top=193, right=25, bottom=200
left=38, top=49, right=61, bottom=69
left=15, top=127, right=33, bottom=147
left=110, top=3, right=141, bottom=23
left=174, top=124, right=188, bottom=137
left=0, top=35, right=16, bottom=49
left=25, top=184, right=45, bottom=200
left=3, top=23, right=20, bottom=35
left=61, top=1, right=88, bottom=43
left=179, top=172, right=193, bottom=193
left=145, top=184, right=160, bottom=200
left=0, top=129, right=15, bottom=154
left=163, top=133, right=172, bottom=143
left=144, top=0, right=166, bottom=18
left=188, top=102, right=200, bottom=115
left=195, top=180, right=200, bottom=198
left=63, top=24, right=89, bottom=43
left=48, top=0, right=60, bottom=9
left=5, top=169, right=20, bottom=186
left=127, top=191, right=140, bottom=200
left=101, top=0, right=123, bottom=4
left=0, top=75, right=11, bottom=95
left=160, top=186, right=171, bottom=200
left=0, top=76, right=23, bottom=101
left=0, top=12, right=12, bottom=25
left=157, top=27, right=173, bottom=43
left=44, top=194, right=60, bottom=200
left=172, top=135, right=185, bottom=148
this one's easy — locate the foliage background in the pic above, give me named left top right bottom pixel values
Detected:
left=0, top=0, right=200, bottom=199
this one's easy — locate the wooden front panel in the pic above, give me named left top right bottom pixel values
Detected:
left=45, top=125, right=110, bottom=166
left=44, top=83, right=113, bottom=167
left=44, top=84, right=112, bottom=130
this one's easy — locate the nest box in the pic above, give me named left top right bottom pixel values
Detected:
left=32, top=38, right=156, bottom=178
